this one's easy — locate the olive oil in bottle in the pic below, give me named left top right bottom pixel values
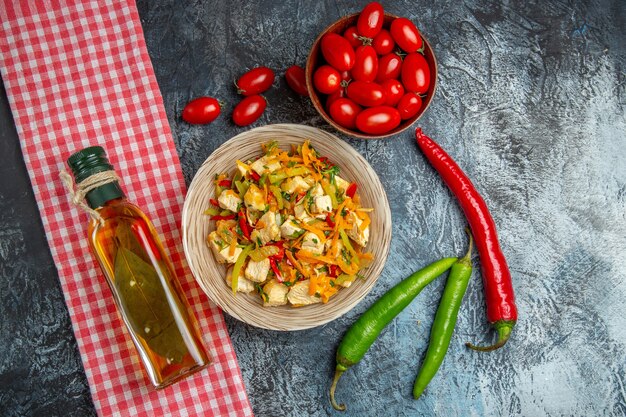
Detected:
left=66, top=146, right=210, bottom=389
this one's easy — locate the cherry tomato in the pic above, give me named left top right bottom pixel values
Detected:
left=401, top=53, right=430, bottom=94
left=357, top=2, right=384, bottom=38
left=285, top=65, right=308, bottom=96
left=355, top=106, right=401, bottom=135
left=325, top=88, right=346, bottom=112
left=329, top=98, right=362, bottom=130
left=390, top=18, right=423, bottom=53
left=346, top=80, right=386, bottom=107
left=396, top=92, right=423, bottom=120
left=321, top=33, right=355, bottom=71
left=376, top=53, right=402, bottom=83
left=181, top=96, right=221, bottom=124
left=381, top=79, right=405, bottom=106
left=343, top=26, right=362, bottom=48
left=352, top=45, right=379, bottom=82
left=232, top=95, right=266, bottom=126
left=314, top=65, right=341, bottom=94
left=372, top=29, right=395, bottom=55
left=236, top=67, right=275, bottom=96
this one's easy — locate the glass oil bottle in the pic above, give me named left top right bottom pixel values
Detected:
left=66, top=146, right=210, bottom=389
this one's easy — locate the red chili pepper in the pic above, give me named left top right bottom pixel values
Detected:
left=326, top=213, right=336, bottom=228
left=130, top=220, right=162, bottom=261
left=210, top=214, right=236, bottom=221
left=269, top=258, right=283, bottom=282
left=217, top=179, right=232, bottom=187
left=319, top=156, right=334, bottom=167
left=209, top=198, right=219, bottom=207
left=250, top=171, right=261, bottom=181
left=270, top=241, right=285, bottom=261
left=296, top=192, right=306, bottom=203
left=238, top=210, right=251, bottom=240
left=415, top=128, right=517, bottom=351
left=346, top=183, right=357, bottom=198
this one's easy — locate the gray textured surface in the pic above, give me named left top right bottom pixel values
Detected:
left=1, top=0, right=625, bottom=416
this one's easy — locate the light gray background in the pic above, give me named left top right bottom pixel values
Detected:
left=1, top=1, right=624, bottom=416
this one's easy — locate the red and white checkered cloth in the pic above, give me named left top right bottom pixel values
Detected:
left=0, top=1, right=253, bottom=416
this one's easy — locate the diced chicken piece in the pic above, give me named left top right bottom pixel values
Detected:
left=294, top=200, right=312, bottom=221
left=225, top=265, right=255, bottom=293
left=218, top=189, right=242, bottom=213
left=280, top=216, right=305, bottom=239
left=287, top=280, right=322, bottom=306
left=256, top=211, right=281, bottom=245
left=325, top=238, right=344, bottom=259
left=310, top=183, right=324, bottom=197
left=262, top=279, right=288, bottom=306
left=280, top=175, right=311, bottom=194
left=236, top=160, right=249, bottom=177
left=250, top=156, right=281, bottom=176
left=334, top=175, right=351, bottom=193
left=313, top=195, right=332, bottom=213
left=208, top=231, right=242, bottom=264
left=245, top=258, right=270, bottom=283
left=244, top=184, right=266, bottom=212
left=301, top=232, right=324, bottom=255
left=302, top=176, right=316, bottom=187
left=347, top=212, right=369, bottom=247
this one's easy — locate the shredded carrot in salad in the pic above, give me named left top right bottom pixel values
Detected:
left=206, top=140, right=373, bottom=307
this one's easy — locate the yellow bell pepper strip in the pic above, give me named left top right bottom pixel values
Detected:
left=339, top=229, right=356, bottom=256
left=249, top=245, right=281, bottom=262
left=321, top=179, right=338, bottom=208
left=269, top=185, right=284, bottom=209
left=231, top=245, right=254, bottom=295
left=285, top=166, right=311, bottom=178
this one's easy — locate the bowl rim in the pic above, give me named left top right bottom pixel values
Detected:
left=181, top=123, right=392, bottom=331
left=305, top=12, right=438, bottom=140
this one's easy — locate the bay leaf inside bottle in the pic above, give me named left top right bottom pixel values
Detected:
left=113, top=246, right=188, bottom=363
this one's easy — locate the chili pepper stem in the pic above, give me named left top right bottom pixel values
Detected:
left=459, top=228, right=473, bottom=267
left=329, top=368, right=346, bottom=411
left=466, top=321, right=514, bottom=352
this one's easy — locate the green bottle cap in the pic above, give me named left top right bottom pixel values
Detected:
left=67, top=146, right=125, bottom=209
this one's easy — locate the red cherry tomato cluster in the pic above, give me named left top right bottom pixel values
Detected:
left=181, top=64, right=310, bottom=127
left=313, top=1, right=431, bottom=135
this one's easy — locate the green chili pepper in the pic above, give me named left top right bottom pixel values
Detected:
left=235, top=180, right=249, bottom=198
left=329, top=257, right=457, bottom=411
left=203, top=207, right=220, bottom=216
left=413, top=232, right=473, bottom=399
left=215, top=185, right=224, bottom=199
left=269, top=171, right=288, bottom=184
left=231, top=245, right=253, bottom=295
left=321, top=181, right=338, bottom=208
left=285, top=166, right=310, bottom=177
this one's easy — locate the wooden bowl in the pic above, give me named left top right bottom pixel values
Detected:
left=182, top=124, right=392, bottom=331
left=306, top=13, right=438, bottom=139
